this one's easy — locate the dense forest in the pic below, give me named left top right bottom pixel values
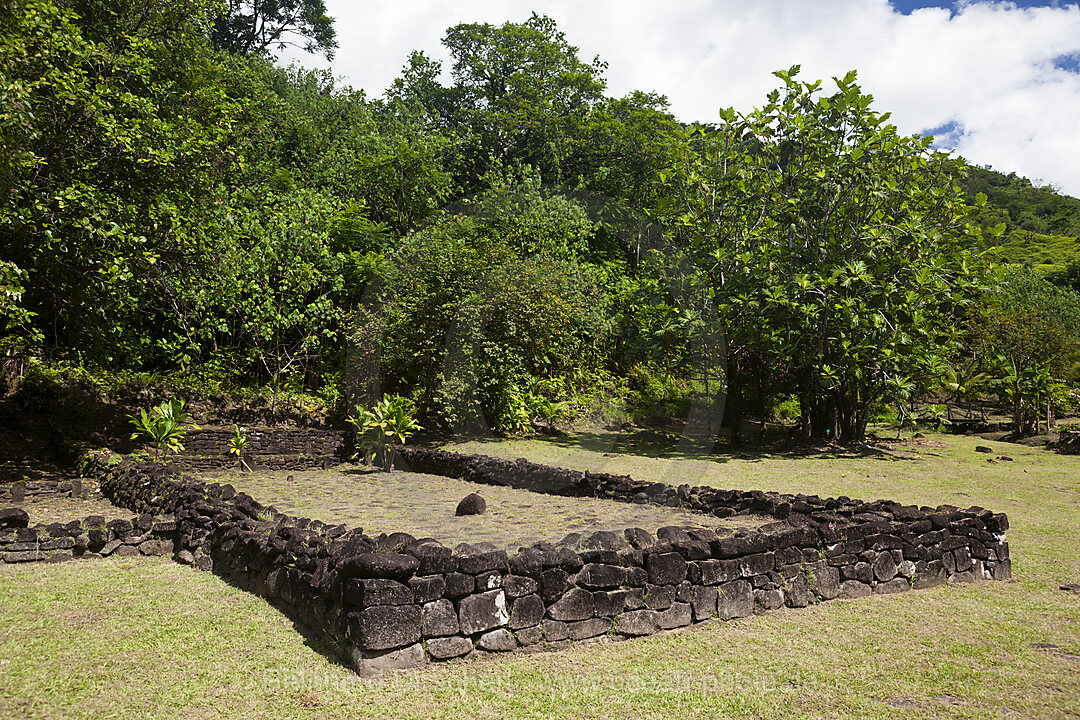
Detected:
left=2, top=0, right=1079, bottom=445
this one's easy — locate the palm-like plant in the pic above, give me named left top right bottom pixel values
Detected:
left=128, top=398, right=199, bottom=458
left=348, top=394, right=421, bottom=471
left=228, top=424, right=252, bottom=471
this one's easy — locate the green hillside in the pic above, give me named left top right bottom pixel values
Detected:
left=959, top=165, right=1080, bottom=272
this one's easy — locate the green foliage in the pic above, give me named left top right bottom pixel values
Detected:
left=348, top=394, right=421, bottom=470
left=625, top=364, right=692, bottom=426
left=975, top=267, right=1080, bottom=433
left=660, top=67, right=988, bottom=443
left=209, top=0, right=337, bottom=59
left=228, top=424, right=251, bottom=471
left=128, top=398, right=199, bottom=457
left=369, top=187, right=611, bottom=434
left=228, top=424, right=249, bottom=455
left=5, top=4, right=1077, bottom=447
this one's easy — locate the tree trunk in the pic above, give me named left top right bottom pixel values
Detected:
left=1013, top=389, right=1025, bottom=436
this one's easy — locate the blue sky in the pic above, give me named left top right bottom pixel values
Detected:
left=280, top=1, right=1080, bottom=196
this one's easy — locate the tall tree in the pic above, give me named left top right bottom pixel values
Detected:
left=391, top=13, right=606, bottom=191
left=665, top=68, right=988, bottom=444
left=210, top=0, right=337, bottom=59
left=977, top=267, right=1080, bottom=434
left=0, top=0, right=244, bottom=365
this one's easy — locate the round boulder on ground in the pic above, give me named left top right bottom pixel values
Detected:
left=456, top=492, right=486, bottom=516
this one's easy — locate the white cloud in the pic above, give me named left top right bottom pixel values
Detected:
left=279, top=1, right=1080, bottom=196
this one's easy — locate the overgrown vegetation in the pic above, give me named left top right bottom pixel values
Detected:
left=2, top=2, right=1079, bottom=443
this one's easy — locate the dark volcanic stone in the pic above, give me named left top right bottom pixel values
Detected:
left=591, top=590, right=627, bottom=618
left=0, top=508, right=29, bottom=529
left=872, top=552, right=898, bottom=582
left=349, top=605, right=421, bottom=651
left=643, top=584, right=674, bottom=611
left=343, top=578, right=413, bottom=607
left=808, top=565, right=841, bottom=600
left=538, top=569, right=570, bottom=603
left=502, top=575, right=538, bottom=598
left=576, top=563, right=626, bottom=590
left=615, top=609, right=660, bottom=636
left=408, top=575, right=446, bottom=604
left=582, top=530, right=630, bottom=552
left=657, top=602, right=692, bottom=629
left=509, top=594, right=546, bottom=629
left=717, top=580, right=754, bottom=619
left=457, top=548, right=509, bottom=575
left=699, top=559, right=740, bottom=586
left=783, top=572, right=812, bottom=608
left=691, top=585, right=717, bottom=621
left=568, top=618, right=610, bottom=640
left=477, top=628, right=517, bottom=651
left=340, top=553, right=419, bottom=580
left=546, top=587, right=594, bottom=622
left=455, top=493, right=487, bottom=516
left=645, top=552, right=687, bottom=585
left=444, top=572, right=474, bottom=598
left=421, top=599, right=459, bottom=637
left=458, top=589, right=509, bottom=634
left=426, top=636, right=472, bottom=660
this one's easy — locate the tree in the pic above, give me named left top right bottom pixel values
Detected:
left=663, top=67, right=987, bottom=444
left=390, top=13, right=606, bottom=191
left=0, top=0, right=244, bottom=366
left=977, top=267, right=1080, bottom=434
left=209, top=0, right=337, bottom=59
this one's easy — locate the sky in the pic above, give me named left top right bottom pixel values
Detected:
left=278, top=0, right=1080, bottom=197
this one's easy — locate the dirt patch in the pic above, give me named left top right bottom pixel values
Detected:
left=197, top=468, right=769, bottom=551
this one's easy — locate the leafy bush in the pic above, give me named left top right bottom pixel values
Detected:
left=771, top=394, right=801, bottom=424
left=625, top=364, right=691, bottom=425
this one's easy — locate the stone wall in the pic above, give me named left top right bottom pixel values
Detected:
left=0, top=506, right=176, bottom=564
left=82, top=447, right=1012, bottom=677
left=1057, top=430, right=1080, bottom=455
left=165, top=427, right=348, bottom=471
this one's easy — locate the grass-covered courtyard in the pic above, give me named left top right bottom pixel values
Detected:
left=1, top=429, right=1078, bottom=719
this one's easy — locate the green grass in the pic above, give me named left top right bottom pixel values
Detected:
left=1, top=429, right=1078, bottom=719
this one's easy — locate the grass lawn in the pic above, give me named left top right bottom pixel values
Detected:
left=1, top=429, right=1078, bottom=719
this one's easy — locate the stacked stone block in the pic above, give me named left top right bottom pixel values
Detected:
left=0, top=506, right=176, bottom=564
left=78, top=448, right=1011, bottom=677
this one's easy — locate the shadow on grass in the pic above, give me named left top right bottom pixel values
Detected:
left=460, top=426, right=910, bottom=465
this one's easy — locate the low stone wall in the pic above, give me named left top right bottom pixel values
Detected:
left=81, top=447, right=1011, bottom=677
left=0, top=506, right=176, bottom=564
left=166, top=427, right=348, bottom=471
left=1057, top=430, right=1080, bottom=455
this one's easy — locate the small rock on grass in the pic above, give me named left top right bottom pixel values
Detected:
left=1060, top=583, right=1080, bottom=593
left=975, top=446, right=993, bottom=453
